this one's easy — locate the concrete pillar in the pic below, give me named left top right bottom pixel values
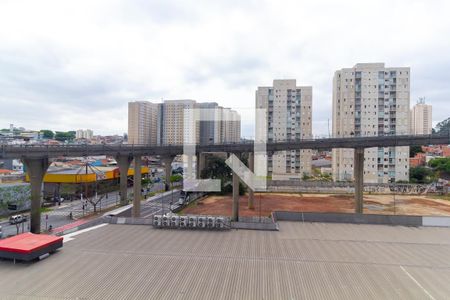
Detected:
left=116, top=154, right=133, bottom=206
left=163, top=156, right=173, bottom=191
left=23, top=157, right=50, bottom=234
left=248, top=152, right=254, bottom=209
left=232, top=168, right=239, bottom=222
left=231, top=153, right=240, bottom=222
left=133, top=155, right=142, bottom=218
left=196, top=152, right=206, bottom=179
left=354, top=147, right=364, bottom=214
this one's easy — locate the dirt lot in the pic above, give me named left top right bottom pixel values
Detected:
left=182, top=193, right=450, bottom=217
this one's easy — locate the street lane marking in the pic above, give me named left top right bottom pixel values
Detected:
left=63, top=224, right=108, bottom=243
left=400, top=266, right=436, bottom=300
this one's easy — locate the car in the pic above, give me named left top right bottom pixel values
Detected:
left=9, top=214, right=27, bottom=225
left=0, top=225, right=3, bottom=238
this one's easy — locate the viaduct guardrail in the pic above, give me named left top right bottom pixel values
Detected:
left=1, top=133, right=449, bottom=159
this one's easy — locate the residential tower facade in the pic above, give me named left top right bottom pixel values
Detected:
left=332, top=63, right=410, bottom=183
left=256, top=79, right=312, bottom=180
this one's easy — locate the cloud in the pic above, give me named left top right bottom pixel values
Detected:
left=0, top=0, right=449, bottom=136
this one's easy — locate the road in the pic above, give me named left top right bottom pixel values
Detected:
left=117, top=190, right=181, bottom=218
left=0, top=182, right=167, bottom=238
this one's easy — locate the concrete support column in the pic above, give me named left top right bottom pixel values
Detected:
left=354, top=147, right=364, bottom=214
left=23, top=157, right=50, bottom=234
left=232, top=153, right=240, bottom=222
left=116, top=154, right=133, bottom=206
left=133, top=155, right=142, bottom=218
left=248, top=152, right=254, bottom=209
left=196, top=152, right=206, bottom=179
left=163, top=156, right=173, bottom=191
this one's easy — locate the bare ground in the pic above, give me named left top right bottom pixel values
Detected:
left=182, top=193, right=450, bottom=217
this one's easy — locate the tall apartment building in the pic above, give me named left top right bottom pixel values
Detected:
left=221, top=108, right=241, bottom=144
left=256, top=79, right=312, bottom=180
left=75, top=129, right=94, bottom=140
left=411, top=99, right=432, bottom=134
left=332, top=63, right=410, bottom=183
left=128, top=100, right=241, bottom=145
left=160, top=100, right=199, bottom=145
left=128, top=101, right=158, bottom=145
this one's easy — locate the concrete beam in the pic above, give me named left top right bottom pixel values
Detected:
left=133, top=155, right=142, bottom=218
left=22, top=157, right=50, bottom=234
left=354, top=147, right=364, bottom=214
left=115, top=154, right=133, bottom=206
left=162, top=156, right=174, bottom=191
left=248, top=152, right=254, bottom=209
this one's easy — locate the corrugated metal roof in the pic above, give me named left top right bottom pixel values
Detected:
left=0, top=222, right=449, bottom=299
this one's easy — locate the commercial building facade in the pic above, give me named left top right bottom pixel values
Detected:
left=411, top=100, right=432, bottom=135
left=256, top=79, right=312, bottom=180
left=332, top=63, right=410, bottom=183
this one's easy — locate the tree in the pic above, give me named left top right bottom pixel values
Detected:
left=434, top=117, right=450, bottom=135
left=201, top=156, right=245, bottom=195
left=54, top=131, right=75, bottom=142
left=409, top=145, right=423, bottom=158
left=409, top=166, right=435, bottom=183
left=40, top=129, right=54, bottom=139
left=428, top=157, right=450, bottom=174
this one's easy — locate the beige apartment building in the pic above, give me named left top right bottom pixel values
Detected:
left=411, top=99, right=432, bottom=135
left=221, top=108, right=241, bottom=144
left=332, top=63, right=410, bottom=183
left=256, top=79, right=312, bottom=180
left=128, top=100, right=240, bottom=146
left=128, top=101, right=158, bottom=145
left=161, top=100, right=199, bottom=145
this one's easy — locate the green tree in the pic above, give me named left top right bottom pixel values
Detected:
left=428, top=157, right=450, bottom=174
left=409, top=166, right=435, bottom=183
left=54, top=131, right=76, bottom=142
left=40, top=129, right=54, bottom=139
left=170, top=174, right=183, bottom=182
left=201, top=156, right=245, bottom=195
left=433, top=117, right=450, bottom=135
left=409, top=145, right=423, bottom=157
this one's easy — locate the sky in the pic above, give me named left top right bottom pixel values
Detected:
left=0, top=0, right=449, bottom=138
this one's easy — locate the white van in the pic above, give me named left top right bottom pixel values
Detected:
left=9, top=214, right=27, bottom=225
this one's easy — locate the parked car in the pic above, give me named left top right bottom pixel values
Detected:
left=0, top=225, right=3, bottom=238
left=9, top=214, right=27, bottom=225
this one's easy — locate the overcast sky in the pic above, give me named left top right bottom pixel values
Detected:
left=0, top=0, right=449, bottom=138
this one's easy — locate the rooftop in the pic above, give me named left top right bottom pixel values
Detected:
left=0, top=222, right=449, bottom=299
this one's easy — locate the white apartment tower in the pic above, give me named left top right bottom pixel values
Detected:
left=128, top=101, right=158, bottom=145
left=256, top=79, right=312, bottom=180
left=411, top=99, right=432, bottom=135
left=75, top=129, right=94, bottom=140
left=332, top=63, right=410, bottom=183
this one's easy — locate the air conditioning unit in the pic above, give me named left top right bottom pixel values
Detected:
left=179, top=216, right=188, bottom=228
left=197, top=216, right=206, bottom=228
left=170, top=215, right=179, bottom=227
left=215, top=217, right=225, bottom=229
left=162, top=215, right=170, bottom=227
left=188, top=216, right=197, bottom=228
left=207, top=216, right=215, bottom=229
left=153, top=215, right=162, bottom=227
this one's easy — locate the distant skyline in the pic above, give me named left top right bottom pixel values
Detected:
left=1, top=0, right=449, bottom=138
